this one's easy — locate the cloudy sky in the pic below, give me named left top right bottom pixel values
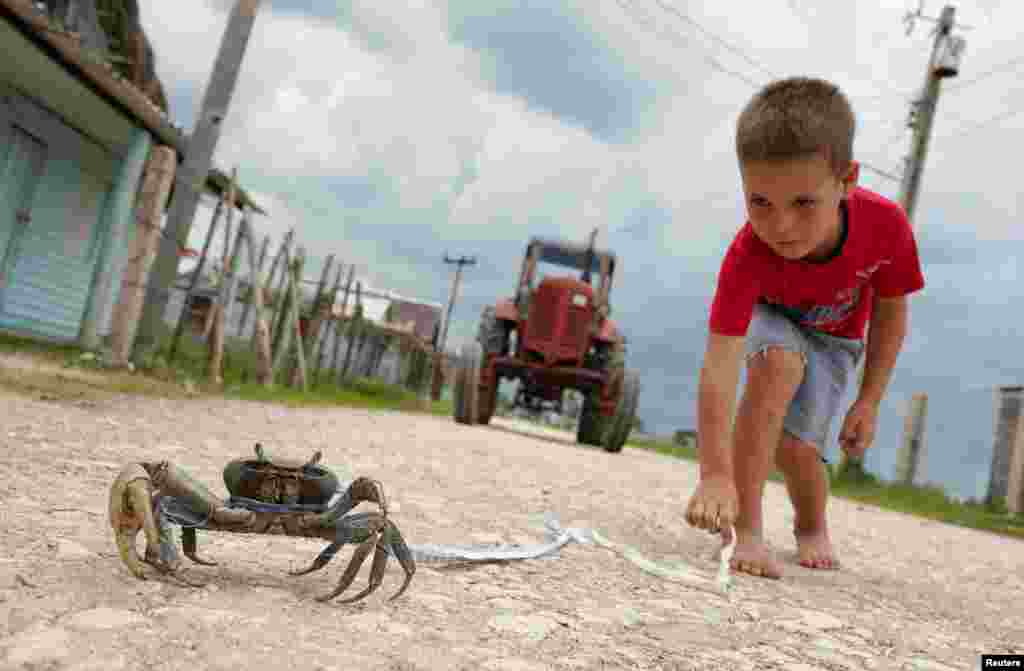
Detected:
left=142, top=0, right=1022, bottom=497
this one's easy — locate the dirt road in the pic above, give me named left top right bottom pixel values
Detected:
left=0, top=388, right=1020, bottom=670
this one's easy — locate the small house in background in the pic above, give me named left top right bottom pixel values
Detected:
left=0, top=0, right=182, bottom=345
left=384, top=298, right=442, bottom=348
left=0, top=0, right=262, bottom=348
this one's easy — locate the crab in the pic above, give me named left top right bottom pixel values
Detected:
left=108, top=444, right=416, bottom=604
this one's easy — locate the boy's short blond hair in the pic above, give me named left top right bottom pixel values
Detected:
left=735, top=77, right=855, bottom=177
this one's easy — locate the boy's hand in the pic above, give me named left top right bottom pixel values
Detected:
left=685, top=476, right=738, bottom=533
left=839, top=399, right=879, bottom=459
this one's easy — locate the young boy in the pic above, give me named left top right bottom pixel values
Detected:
left=684, top=77, right=925, bottom=579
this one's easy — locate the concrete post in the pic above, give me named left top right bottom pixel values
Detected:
left=987, top=386, right=1024, bottom=506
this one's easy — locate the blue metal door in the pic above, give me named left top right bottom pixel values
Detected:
left=0, top=124, right=47, bottom=314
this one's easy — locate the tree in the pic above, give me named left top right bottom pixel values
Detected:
left=674, top=429, right=697, bottom=447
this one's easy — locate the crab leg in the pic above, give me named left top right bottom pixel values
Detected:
left=382, top=520, right=416, bottom=602
left=316, top=534, right=377, bottom=602
left=289, top=542, right=341, bottom=577
left=319, top=477, right=388, bottom=525
left=148, top=462, right=254, bottom=526
left=182, top=528, right=218, bottom=566
left=336, top=536, right=390, bottom=604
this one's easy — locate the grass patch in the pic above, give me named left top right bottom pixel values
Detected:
left=0, top=330, right=451, bottom=417
left=627, top=435, right=1024, bottom=541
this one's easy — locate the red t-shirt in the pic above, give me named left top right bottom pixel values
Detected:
left=708, top=186, right=925, bottom=340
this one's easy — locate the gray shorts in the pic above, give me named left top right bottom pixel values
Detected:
left=745, top=303, right=864, bottom=460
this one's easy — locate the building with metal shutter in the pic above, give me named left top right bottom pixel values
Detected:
left=0, top=0, right=187, bottom=346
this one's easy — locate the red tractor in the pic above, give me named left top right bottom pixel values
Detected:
left=452, top=234, right=640, bottom=453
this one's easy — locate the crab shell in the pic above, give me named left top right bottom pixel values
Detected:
left=222, top=452, right=340, bottom=506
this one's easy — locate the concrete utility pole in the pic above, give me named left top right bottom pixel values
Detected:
left=134, top=0, right=264, bottom=351
left=438, top=254, right=477, bottom=355
left=899, top=3, right=967, bottom=223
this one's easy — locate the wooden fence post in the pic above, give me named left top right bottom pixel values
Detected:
left=270, top=247, right=294, bottom=379
left=204, top=169, right=238, bottom=339
left=242, top=224, right=272, bottom=386
left=109, top=145, right=177, bottom=367
left=270, top=238, right=296, bottom=355
left=339, top=282, right=363, bottom=383
left=238, top=233, right=269, bottom=336
left=330, top=266, right=356, bottom=383
left=894, top=393, right=928, bottom=485
left=314, top=263, right=344, bottom=384
left=262, top=230, right=293, bottom=345
left=207, top=215, right=245, bottom=385
left=987, top=386, right=1024, bottom=506
left=294, top=254, right=333, bottom=387
left=167, top=195, right=224, bottom=363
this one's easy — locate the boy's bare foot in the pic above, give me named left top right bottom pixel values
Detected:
left=720, top=527, right=783, bottom=579
left=795, top=529, right=840, bottom=570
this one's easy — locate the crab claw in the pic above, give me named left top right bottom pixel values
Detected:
left=109, top=464, right=162, bottom=579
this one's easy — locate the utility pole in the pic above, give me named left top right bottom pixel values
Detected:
left=438, top=254, right=477, bottom=355
left=134, top=0, right=265, bottom=352
left=899, top=3, right=967, bottom=223
left=842, top=3, right=966, bottom=479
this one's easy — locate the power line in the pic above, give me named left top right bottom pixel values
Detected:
left=649, top=0, right=778, bottom=79
left=945, top=53, right=1024, bottom=93
left=859, top=162, right=903, bottom=183
left=936, top=103, right=1024, bottom=142
left=614, top=0, right=766, bottom=89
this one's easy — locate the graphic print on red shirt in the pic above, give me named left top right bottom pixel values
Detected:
left=708, top=187, right=925, bottom=341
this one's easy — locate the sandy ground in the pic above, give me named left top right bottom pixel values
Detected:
left=0, top=366, right=1022, bottom=670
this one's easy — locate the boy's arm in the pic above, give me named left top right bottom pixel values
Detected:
left=697, top=332, right=746, bottom=478
left=840, top=293, right=909, bottom=457
left=686, top=331, right=745, bottom=531
left=857, top=294, right=908, bottom=407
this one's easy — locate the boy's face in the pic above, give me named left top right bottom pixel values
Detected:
left=740, top=153, right=859, bottom=262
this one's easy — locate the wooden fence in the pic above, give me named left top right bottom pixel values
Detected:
left=158, top=171, right=446, bottom=398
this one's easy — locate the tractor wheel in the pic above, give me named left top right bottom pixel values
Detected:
left=577, top=341, right=625, bottom=448
left=477, top=306, right=509, bottom=356
left=602, top=369, right=640, bottom=453
left=576, top=394, right=605, bottom=446
left=475, top=307, right=508, bottom=425
left=453, top=342, right=482, bottom=425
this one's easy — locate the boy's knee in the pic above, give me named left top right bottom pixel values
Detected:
left=746, top=345, right=805, bottom=382
left=777, top=431, right=820, bottom=462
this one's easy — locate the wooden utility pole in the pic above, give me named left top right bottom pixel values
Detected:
left=438, top=253, right=477, bottom=355
left=843, top=4, right=966, bottom=480
left=433, top=254, right=476, bottom=402
left=135, top=0, right=265, bottom=351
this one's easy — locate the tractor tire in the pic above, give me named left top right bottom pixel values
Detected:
left=453, top=342, right=482, bottom=425
left=475, top=307, right=508, bottom=425
left=576, top=341, right=626, bottom=448
left=602, top=369, right=640, bottom=453
left=477, top=306, right=509, bottom=356
left=576, top=395, right=605, bottom=446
